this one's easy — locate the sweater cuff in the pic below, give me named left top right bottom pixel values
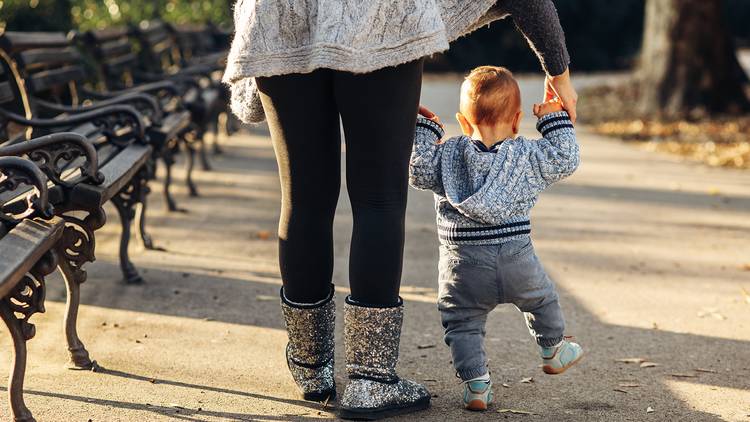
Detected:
left=416, top=115, right=445, bottom=140
left=536, top=111, right=573, bottom=137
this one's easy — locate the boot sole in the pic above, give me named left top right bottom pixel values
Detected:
left=339, top=396, right=430, bottom=420
left=302, top=387, right=336, bottom=402
left=543, top=352, right=584, bottom=375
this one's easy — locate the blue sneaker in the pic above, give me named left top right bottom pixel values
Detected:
left=463, top=379, right=493, bottom=411
left=541, top=338, right=584, bottom=375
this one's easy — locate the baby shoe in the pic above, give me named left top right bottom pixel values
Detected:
left=463, top=378, right=493, bottom=411
left=541, top=338, right=584, bottom=374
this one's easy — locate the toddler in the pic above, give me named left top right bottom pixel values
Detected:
left=409, top=66, right=583, bottom=411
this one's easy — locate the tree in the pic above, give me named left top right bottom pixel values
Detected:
left=638, top=0, right=750, bottom=118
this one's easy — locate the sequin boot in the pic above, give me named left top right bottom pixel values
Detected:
left=339, top=296, right=430, bottom=420
left=280, top=286, right=336, bottom=402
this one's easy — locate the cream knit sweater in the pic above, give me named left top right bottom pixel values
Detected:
left=224, top=0, right=570, bottom=123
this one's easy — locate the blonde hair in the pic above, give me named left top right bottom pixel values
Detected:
left=459, top=66, right=521, bottom=125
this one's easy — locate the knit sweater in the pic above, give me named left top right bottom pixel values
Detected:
left=409, top=112, right=579, bottom=245
left=224, top=0, right=570, bottom=123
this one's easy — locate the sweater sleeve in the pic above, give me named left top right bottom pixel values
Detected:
left=409, top=116, right=446, bottom=192
left=528, top=111, right=579, bottom=186
left=495, top=0, right=570, bottom=76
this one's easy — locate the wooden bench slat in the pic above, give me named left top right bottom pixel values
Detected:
left=0, top=32, right=70, bottom=54
left=17, top=48, right=81, bottom=71
left=99, top=39, right=133, bottom=58
left=27, top=65, right=87, bottom=93
left=0, top=217, right=64, bottom=298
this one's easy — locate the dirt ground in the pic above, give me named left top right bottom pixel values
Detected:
left=0, top=76, right=748, bottom=421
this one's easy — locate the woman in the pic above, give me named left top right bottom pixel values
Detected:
left=223, top=0, right=577, bottom=419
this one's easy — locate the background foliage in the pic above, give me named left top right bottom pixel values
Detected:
left=1, top=0, right=749, bottom=72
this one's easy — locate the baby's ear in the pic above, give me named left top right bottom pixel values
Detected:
left=456, top=112, right=474, bottom=137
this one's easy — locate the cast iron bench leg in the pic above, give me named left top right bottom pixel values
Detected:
left=112, top=169, right=148, bottom=284
left=57, top=212, right=104, bottom=370
left=162, top=144, right=186, bottom=213
left=1, top=253, right=56, bottom=422
left=183, top=136, right=199, bottom=197
left=199, top=133, right=212, bottom=172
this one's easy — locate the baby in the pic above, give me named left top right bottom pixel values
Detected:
left=410, top=66, right=583, bottom=411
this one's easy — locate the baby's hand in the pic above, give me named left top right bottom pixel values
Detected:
left=419, top=104, right=444, bottom=128
left=533, top=98, right=565, bottom=118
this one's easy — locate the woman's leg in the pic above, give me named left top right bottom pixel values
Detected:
left=334, top=59, right=424, bottom=305
left=256, top=71, right=341, bottom=303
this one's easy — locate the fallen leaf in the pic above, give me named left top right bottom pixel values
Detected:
left=520, top=377, right=534, bottom=384
left=618, top=383, right=640, bottom=387
left=741, top=287, right=750, bottom=304
left=498, top=409, right=535, bottom=415
left=615, top=358, right=646, bottom=364
left=694, top=368, right=717, bottom=373
left=646, top=406, right=655, bottom=413
left=256, top=295, right=276, bottom=301
left=613, top=388, right=628, bottom=393
left=707, top=187, right=721, bottom=196
left=640, top=362, right=660, bottom=368
left=740, top=264, right=750, bottom=272
left=670, top=373, right=697, bottom=378
left=257, top=230, right=272, bottom=240
left=501, top=383, right=511, bottom=388
left=148, top=378, right=156, bottom=384
left=417, top=344, right=436, bottom=350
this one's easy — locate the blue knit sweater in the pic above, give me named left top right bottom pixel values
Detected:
left=409, top=111, right=579, bottom=245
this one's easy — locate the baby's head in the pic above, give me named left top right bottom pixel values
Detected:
left=457, top=66, right=523, bottom=141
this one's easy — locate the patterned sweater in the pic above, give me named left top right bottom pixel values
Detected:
left=224, top=0, right=570, bottom=124
left=409, top=112, right=579, bottom=245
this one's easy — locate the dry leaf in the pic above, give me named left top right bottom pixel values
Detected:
left=646, top=407, right=655, bottom=413
left=740, top=264, right=750, bottom=272
left=741, top=287, right=750, bottom=304
left=498, top=409, right=535, bottom=415
left=613, top=388, right=628, bottom=393
left=615, top=358, right=646, bottom=364
left=256, top=295, right=276, bottom=301
left=257, top=230, right=272, bottom=240
left=618, top=383, right=640, bottom=387
left=640, top=362, right=660, bottom=368
left=670, top=373, right=697, bottom=378
left=501, top=383, right=511, bottom=388
left=520, top=377, right=534, bottom=384
left=694, top=368, right=717, bottom=373
left=417, top=344, right=436, bottom=350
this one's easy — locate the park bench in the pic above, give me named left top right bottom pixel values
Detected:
left=79, top=25, right=210, bottom=191
left=1, top=44, right=153, bottom=385
left=1, top=153, right=64, bottom=422
left=132, top=20, right=226, bottom=170
left=1, top=30, right=193, bottom=213
left=169, top=22, right=235, bottom=154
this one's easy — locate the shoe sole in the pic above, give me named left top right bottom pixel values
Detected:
left=465, top=399, right=488, bottom=411
left=339, top=396, right=430, bottom=420
left=543, top=352, right=584, bottom=375
left=302, top=388, right=336, bottom=402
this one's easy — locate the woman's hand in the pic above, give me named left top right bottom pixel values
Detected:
left=544, top=69, right=578, bottom=123
left=418, top=104, right=443, bottom=128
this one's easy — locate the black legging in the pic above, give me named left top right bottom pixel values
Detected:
left=256, top=59, right=424, bottom=306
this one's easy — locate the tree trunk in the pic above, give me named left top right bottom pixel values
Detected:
left=638, top=0, right=749, bottom=118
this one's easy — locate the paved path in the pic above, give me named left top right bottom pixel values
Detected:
left=1, top=76, right=748, bottom=421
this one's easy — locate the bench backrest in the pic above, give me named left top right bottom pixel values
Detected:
left=79, top=27, right=140, bottom=91
left=0, top=32, right=86, bottom=110
left=133, top=20, right=182, bottom=75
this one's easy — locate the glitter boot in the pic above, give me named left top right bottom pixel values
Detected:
left=280, top=286, right=336, bottom=402
left=339, top=296, right=430, bottom=420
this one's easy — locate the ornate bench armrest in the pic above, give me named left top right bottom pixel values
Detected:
left=0, top=132, right=104, bottom=189
left=34, top=92, right=163, bottom=125
left=0, top=156, right=54, bottom=226
left=0, top=105, right=146, bottom=146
